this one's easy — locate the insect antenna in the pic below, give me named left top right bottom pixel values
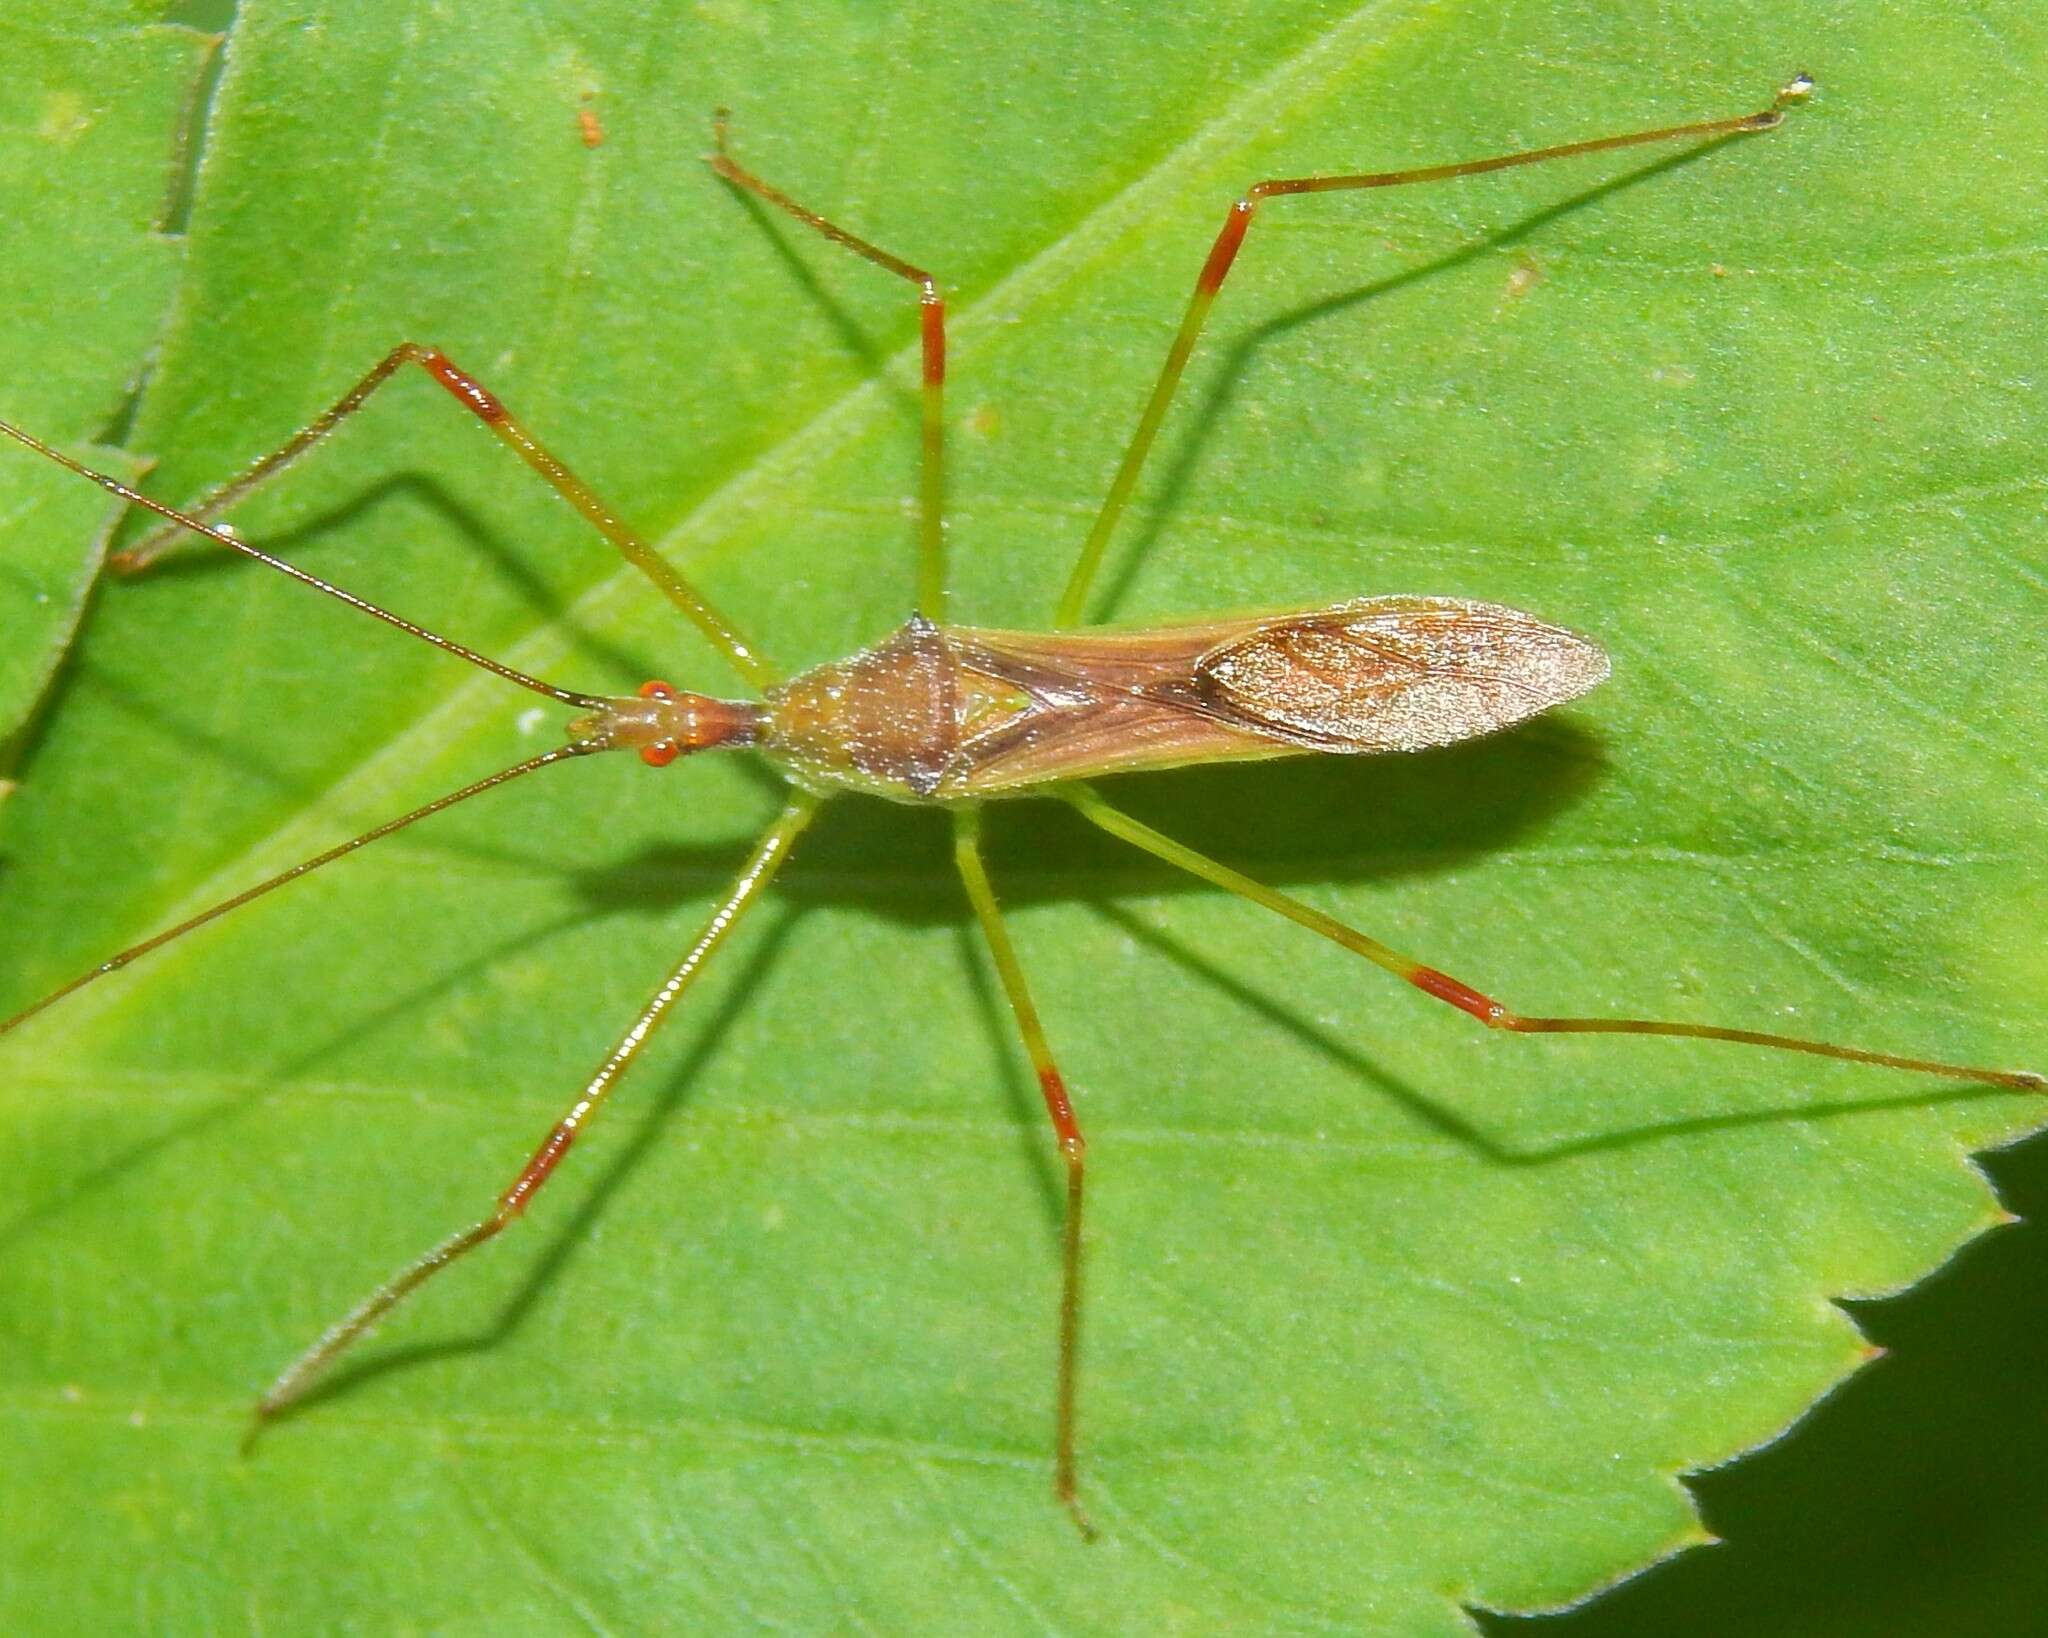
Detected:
left=0, top=416, right=627, bottom=1034
left=0, top=415, right=608, bottom=710
left=0, top=741, right=602, bottom=1040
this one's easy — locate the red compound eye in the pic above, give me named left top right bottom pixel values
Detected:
left=639, top=741, right=681, bottom=768
left=639, top=679, right=677, bottom=700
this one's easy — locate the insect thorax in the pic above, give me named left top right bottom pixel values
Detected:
left=760, top=616, right=961, bottom=800
left=759, top=614, right=1112, bottom=802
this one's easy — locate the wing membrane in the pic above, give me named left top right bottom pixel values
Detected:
left=1196, top=596, right=1609, bottom=752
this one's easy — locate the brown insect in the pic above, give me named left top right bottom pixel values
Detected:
left=1, top=75, right=2035, bottom=1537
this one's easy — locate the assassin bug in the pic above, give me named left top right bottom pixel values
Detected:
left=1, top=75, right=2036, bottom=1536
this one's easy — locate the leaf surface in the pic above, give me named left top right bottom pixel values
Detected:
left=0, top=6, right=212, bottom=741
left=2, top=2, right=2044, bottom=1632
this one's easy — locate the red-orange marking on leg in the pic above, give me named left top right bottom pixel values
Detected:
left=1197, top=202, right=1254, bottom=294
left=1038, top=1066, right=1085, bottom=1156
left=1411, top=966, right=1506, bottom=1024
left=500, top=1124, right=576, bottom=1215
left=921, top=296, right=946, bottom=385
left=421, top=349, right=507, bottom=423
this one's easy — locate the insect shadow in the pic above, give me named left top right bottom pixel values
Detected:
left=244, top=904, right=809, bottom=1424
left=118, top=469, right=661, bottom=687
left=230, top=724, right=2003, bottom=1425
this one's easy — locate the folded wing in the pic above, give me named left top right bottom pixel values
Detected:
left=1194, top=596, right=1609, bottom=753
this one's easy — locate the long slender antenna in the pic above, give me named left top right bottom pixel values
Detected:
left=0, top=417, right=607, bottom=710
left=0, top=743, right=599, bottom=1038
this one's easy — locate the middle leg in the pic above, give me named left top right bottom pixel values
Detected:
left=253, top=791, right=820, bottom=1423
left=953, top=805, right=1094, bottom=1537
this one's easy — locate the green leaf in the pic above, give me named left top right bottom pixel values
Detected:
left=0, top=6, right=213, bottom=743
left=3, top=2, right=2043, bottom=1631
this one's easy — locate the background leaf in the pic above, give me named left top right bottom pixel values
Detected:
left=3, top=2, right=2043, bottom=1632
left=0, top=5, right=212, bottom=742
